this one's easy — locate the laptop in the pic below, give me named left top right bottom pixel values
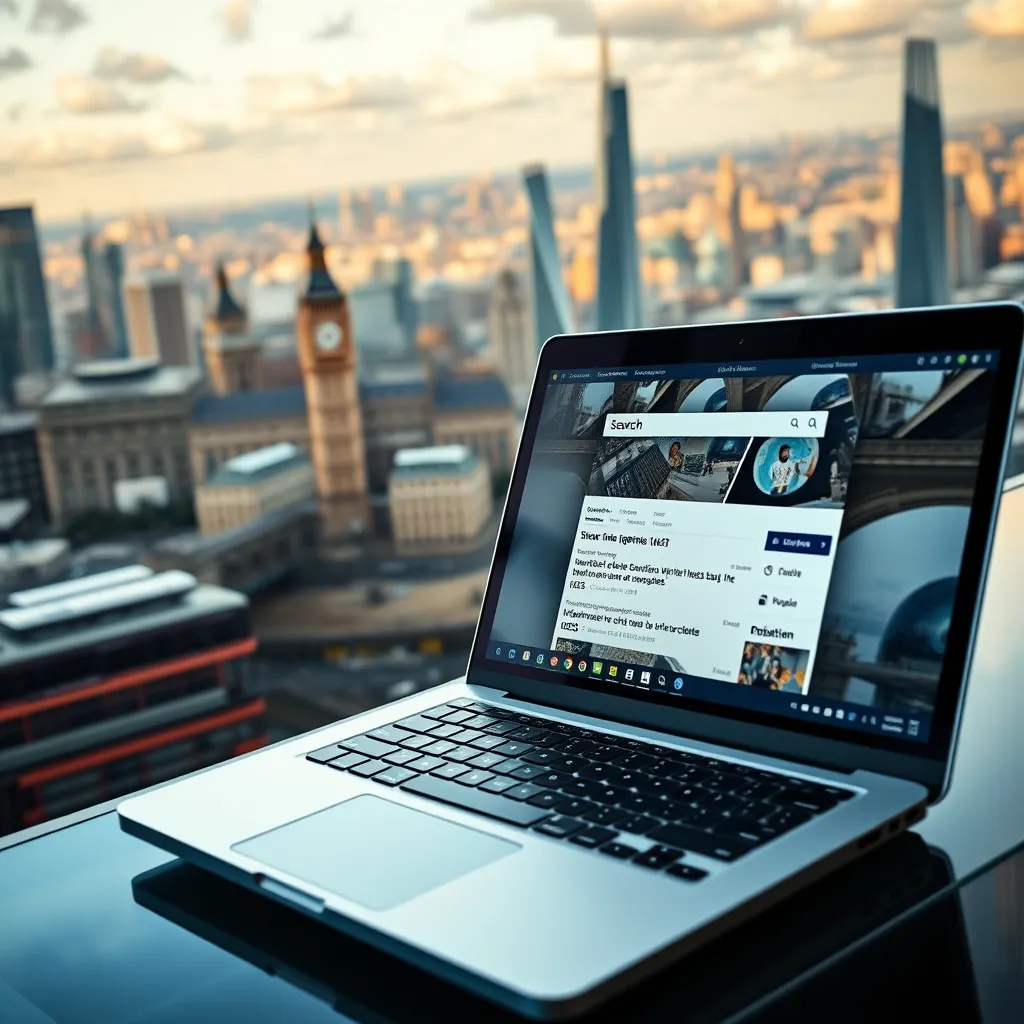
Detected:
left=120, top=303, right=1024, bottom=1020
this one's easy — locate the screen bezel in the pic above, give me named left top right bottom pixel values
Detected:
left=467, top=304, right=1024, bottom=797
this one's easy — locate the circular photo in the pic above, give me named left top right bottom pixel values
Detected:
left=753, top=437, right=819, bottom=497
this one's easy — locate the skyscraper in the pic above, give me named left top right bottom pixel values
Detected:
left=522, top=164, right=574, bottom=352
left=124, top=270, right=192, bottom=366
left=895, top=38, right=950, bottom=308
left=715, top=154, right=748, bottom=294
left=101, top=243, right=129, bottom=358
left=594, top=29, right=641, bottom=332
left=81, top=223, right=107, bottom=354
left=489, top=268, right=532, bottom=405
left=947, top=173, right=982, bottom=290
left=0, top=206, right=54, bottom=406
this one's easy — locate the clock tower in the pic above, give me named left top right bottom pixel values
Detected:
left=296, top=209, right=370, bottom=538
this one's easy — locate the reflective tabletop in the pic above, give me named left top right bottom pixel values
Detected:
left=2, top=481, right=1024, bottom=1022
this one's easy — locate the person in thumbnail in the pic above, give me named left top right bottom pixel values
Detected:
left=667, top=441, right=683, bottom=470
left=767, top=656, right=783, bottom=689
left=749, top=645, right=773, bottom=687
left=769, top=444, right=810, bottom=494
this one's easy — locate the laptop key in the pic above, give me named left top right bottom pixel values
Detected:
left=406, top=756, right=446, bottom=773
left=633, top=845, right=683, bottom=870
left=402, top=774, right=551, bottom=827
left=468, top=734, right=507, bottom=752
left=527, top=791, right=566, bottom=811
left=570, top=827, right=619, bottom=849
left=504, top=783, right=544, bottom=802
left=456, top=769, right=495, bottom=788
left=383, top=749, right=421, bottom=766
left=421, top=706, right=452, bottom=720
left=480, top=776, right=520, bottom=794
left=467, top=752, right=507, bottom=770
left=432, top=762, right=471, bottom=780
left=449, top=729, right=486, bottom=745
left=646, top=824, right=754, bottom=862
left=439, top=709, right=475, bottom=724
left=306, top=743, right=346, bottom=764
left=616, top=814, right=661, bottom=835
left=532, top=770, right=574, bottom=789
left=422, top=740, right=457, bottom=757
left=534, top=816, right=586, bottom=839
left=667, top=863, right=709, bottom=882
left=398, top=734, right=435, bottom=751
left=490, top=759, right=528, bottom=776
left=600, top=841, right=640, bottom=860
left=446, top=698, right=476, bottom=708
left=582, top=805, right=627, bottom=827
left=350, top=759, right=390, bottom=778
left=373, top=766, right=419, bottom=787
left=509, top=763, right=548, bottom=781
left=494, top=740, right=535, bottom=758
left=397, top=715, right=440, bottom=734
left=368, top=725, right=414, bottom=744
left=554, top=798, right=594, bottom=818
left=428, top=723, right=463, bottom=740
left=341, top=735, right=399, bottom=759
left=325, top=752, right=369, bottom=771
left=461, top=714, right=500, bottom=730
left=482, top=721, right=520, bottom=736
left=445, top=745, right=482, bottom=763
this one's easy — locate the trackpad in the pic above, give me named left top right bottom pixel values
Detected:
left=233, top=795, right=519, bottom=911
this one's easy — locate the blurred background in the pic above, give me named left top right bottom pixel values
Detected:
left=0, top=0, right=1022, bottom=835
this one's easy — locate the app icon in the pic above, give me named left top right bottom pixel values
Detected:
left=791, top=702, right=797, bottom=709
left=536, top=654, right=544, bottom=664
left=608, top=665, right=618, bottom=677
left=578, top=660, right=587, bottom=672
left=624, top=668, right=634, bottom=681
left=836, top=709, right=845, bottom=720
left=522, top=650, right=531, bottom=661
left=549, top=655, right=559, bottom=667
left=812, top=706, right=820, bottom=714
left=495, top=647, right=502, bottom=657
left=957, top=354, right=967, bottom=365
left=917, top=356, right=925, bottom=366
left=673, top=677, right=684, bottom=691
left=592, top=660, right=603, bottom=675
left=849, top=712, right=857, bottom=722
left=758, top=594, right=767, bottom=606
left=764, top=565, right=774, bottom=576
left=563, top=657, right=573, bottom=670
left=508, top=648, right=516, bottom=659
left=640, top=671, right=651, bottom=685
left=801, top=703, right=809, bottom=712
left=824, top=708, right=833, bottom=717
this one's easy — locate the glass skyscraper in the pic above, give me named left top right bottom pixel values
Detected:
left=0, top=206, right=54, bottom=405
left=595, top=31, right=641, bottom=332
left=522, top=163, right=573, bottom=352
left=896, top=38, right=950, bottom=308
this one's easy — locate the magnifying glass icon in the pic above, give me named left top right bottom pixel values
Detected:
left=808, top=417, right=817, bottom=429
left=790, top=418, right=799, bottom=429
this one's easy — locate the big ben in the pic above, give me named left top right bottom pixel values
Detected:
left=297, top=211, right=370, bottom=538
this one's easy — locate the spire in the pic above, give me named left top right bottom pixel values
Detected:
left=212, top=261, right=246, bottom=323
left=304, top=200, right=342, bottom=301
left=598, top=20, right=611, bottom=84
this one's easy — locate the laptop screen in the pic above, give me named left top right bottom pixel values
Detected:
left=476, top=347, right=1003, bottom=749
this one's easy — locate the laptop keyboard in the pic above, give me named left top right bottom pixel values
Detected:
left=305, top=699, right=856, bottom=883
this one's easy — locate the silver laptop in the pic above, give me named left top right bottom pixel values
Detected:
left=120, top=304, right=1024, bottom=1020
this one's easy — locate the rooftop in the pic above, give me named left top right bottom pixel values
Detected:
left=392, top=444, right=479, bottom=477
left=0, top=411, right=37, bottom=436
left=204, top=442, right=309, bottom=488
left=0, top=499, right=30, bottom=533
left=192, top=386, right=308, bottom=424
left=433, top=373, right=511, bottom=412
left=43, top=361, right=203, bottom=407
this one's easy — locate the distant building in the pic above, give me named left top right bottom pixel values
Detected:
left=947, top=174, right=983, bottom=289
left=522, top=164, right=574, bottom=352
left=0, top=412, right=48, bottom=525
left=431, top=370, right=517, bottom=474
left=895, top=38, right=950, bottom=307
left=488, top=269, right=532, bottom=405
left=371, top=256, right=418, bottom=352
left=715, top=154, right=748, bottom=295
left=37, top=359, right=204, bottom=525
left=202, top=265, right=262, bottom=395
left=0, top=537, right=69, bottom=592
left=0, top=206, right=54, bottom=406
left=388, top=445, right=492, bottom=547
left=125, top=270, right=192, bottom=366
left=0, top=568, right=263, bottom=834
left=101, top=243, right=129, bottom=358
left=349, top=280, right=408, bottom=362
left=595, top=29, right=642, bottom=331
left=195, top=443, right=315, bottom=537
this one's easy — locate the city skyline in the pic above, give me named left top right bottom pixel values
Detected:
left=1, top=0, right=1022, bottom=221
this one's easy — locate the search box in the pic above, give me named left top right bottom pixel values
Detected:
left=603, top=411, right=829, bottom=438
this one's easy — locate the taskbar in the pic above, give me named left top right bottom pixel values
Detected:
left=485, top=642, right=932, bottom=744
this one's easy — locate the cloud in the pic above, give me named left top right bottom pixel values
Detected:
left=55, top=75, right=146, bottom=115
left=471, top=0, right=792, bottom=38
left=0, top=1, right=18, bottom=15
left=221, top=0, right=255, bottom=43
left=29, top=0, right=88, bottom=35
left=92, top=47, right=185, bottom=84
left=8, top=102, right=26, bottom=122
left=246, top=72, right=418, bottom=116
left=800, top=4, right=912, bottom=43
left=0, top=47, right=32, bottom=78
left=968, top=0, right=1024, bottom=36
left=312, top=11, right=353, bottom=39
left=427, top=90, right=543, bottom=123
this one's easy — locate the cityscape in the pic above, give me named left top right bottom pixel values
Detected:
left=1, top=0, right=1023, bottom=833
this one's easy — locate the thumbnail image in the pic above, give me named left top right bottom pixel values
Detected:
left=752, top=437, right=819, bottom=497
left=588, top=435, right=748, bottom=502
left=854, top=370, right=947, bottom=439
left=737, top=643, right=809, bottom=693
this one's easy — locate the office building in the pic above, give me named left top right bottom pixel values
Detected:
left=101, top=243, right=129, bottom=358
left=947, top=174, right=983, bottom=289
left=522, top=165, right=574, bottom=354
left=488, top=268, right=532, bottom=405
left=895, top=38, right=950, bottom=308
left=594, top=30, right=642, bottom=332
left=80, top=226, right=108, bottom=356
left=431, top=370, right=517, bottom=474
left=37, top=359, right=204, bottom=525
left=371, top=256, right=418, bottom=353
left=125, top=270, right=192, bottom=366
left=349, top=281, right=408, bottom=363
left=203, top=265, right=262, bottom=395
left=388, top=445, right=492, bottom=547
left=195, top=443, right=315, bottom=537
left=0, top=206, right=54, bottom=406
left=715, top=154, right=748, bottom=295
left=0, top=568, right=264, bottom=834
left=0, top=412, right=48, bottom=525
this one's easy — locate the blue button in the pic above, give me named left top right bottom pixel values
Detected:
left=765, top=531, right=832, bottom=556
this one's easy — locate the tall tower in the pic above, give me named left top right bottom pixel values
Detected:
left=896, top=38, right=950, bottom=308
left=594, top=26, right=641, bottom=332
left=296, top=209, right=369, bottom=538
left=488, top=268, right=532, bottom=408
left=203, top=264, right=261, bottom=394
left=81, top=219, right=108, bottom=355
left=522, top=164, right=574, bottom=352
left=715, top=154, right=747, bottom=295
left=946, top=174, right=982, bottom=290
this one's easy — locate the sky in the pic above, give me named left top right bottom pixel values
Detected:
left=0, top=0, right=1022, bottom=221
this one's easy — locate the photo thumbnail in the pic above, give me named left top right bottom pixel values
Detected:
left=737, top=642, right=809, bottom=693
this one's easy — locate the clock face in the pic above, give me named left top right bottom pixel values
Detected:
left=315, top=321, right=343, bottom=352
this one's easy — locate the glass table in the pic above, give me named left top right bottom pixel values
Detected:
left=4, top=481, right=1024, bottom=1022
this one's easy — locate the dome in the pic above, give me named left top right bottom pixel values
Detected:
left=72, top=358, right=159, bottom=382
left=703, top=386, right=727, bottom=412
left=878, top=577, right=956, bottom=667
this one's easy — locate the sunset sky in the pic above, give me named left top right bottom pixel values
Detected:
left=0, top=0, right=1021, bottom=221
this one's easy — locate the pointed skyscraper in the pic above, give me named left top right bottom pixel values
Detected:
left=522, top=164, right=574, bottom=353
left=594, top=25, right=641, bottom=332
left=896, top=38, right=950, bottom=308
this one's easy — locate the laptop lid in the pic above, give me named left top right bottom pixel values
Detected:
left=467, top=304, right=1024, bottom=798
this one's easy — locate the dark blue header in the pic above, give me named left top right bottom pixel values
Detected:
left=551, top=350, right=999, bottom=385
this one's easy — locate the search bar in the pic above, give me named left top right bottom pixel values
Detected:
left=603, top=411, right=829, bottom=438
